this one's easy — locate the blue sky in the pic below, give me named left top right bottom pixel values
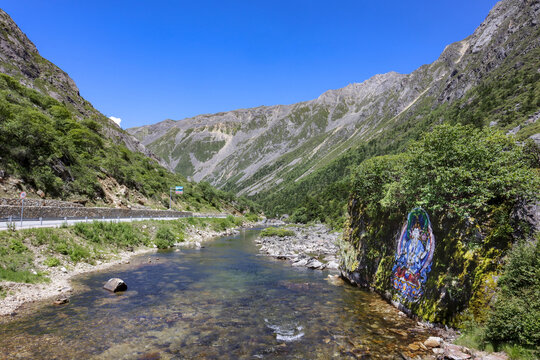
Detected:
left=2, top=1, right=498, bottom=128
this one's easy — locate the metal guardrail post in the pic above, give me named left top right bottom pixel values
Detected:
left=85, top=216, right=88, bottom=223
left=40, top=217, right=43, bottom=226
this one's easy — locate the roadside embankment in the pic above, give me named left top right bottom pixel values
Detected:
left=0, top=205, right=192, bottom=221
left=0, top=216, right=245, bottom=318
left=255, top=224, right=340, bottom=270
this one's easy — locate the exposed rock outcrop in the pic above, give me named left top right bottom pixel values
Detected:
left=256, top=224, right=340, bottom=270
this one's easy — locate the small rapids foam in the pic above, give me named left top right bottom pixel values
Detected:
left=264, top=319, right=304, bottom=342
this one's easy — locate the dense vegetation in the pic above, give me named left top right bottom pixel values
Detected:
left=340, top=123, right=538, bottom=354
left=485, top=239, right=540, bottom=349
left=0, top=73, right=258, bottom=213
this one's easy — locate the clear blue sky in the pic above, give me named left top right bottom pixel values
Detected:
left=2, top=1, right=498, bottom=128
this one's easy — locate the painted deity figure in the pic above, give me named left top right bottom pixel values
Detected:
left=405, top=226, right=428, bottom=273
left=392, top=208, right=435, bottom=302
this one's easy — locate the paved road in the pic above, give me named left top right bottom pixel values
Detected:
left=0, top=214, right=227, bottom=231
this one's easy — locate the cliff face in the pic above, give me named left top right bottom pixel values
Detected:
left=0, top=9, right=166, bottom=168
left=339, top=123, right=539, bottom=325
left=129, top=0, right=540, bottom=197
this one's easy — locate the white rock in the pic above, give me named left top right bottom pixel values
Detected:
left=326, top=261, right=339, bottom=270
left=292, top=259, right=308, bottom=267
left=424, top=336, right=442, bottom=348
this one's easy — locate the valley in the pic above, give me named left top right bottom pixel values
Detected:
left=0, top=0, right=539, bottom=358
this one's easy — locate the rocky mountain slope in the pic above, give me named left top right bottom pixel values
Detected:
left=129, top=0, right=540, bottom=202
left=0, top=9, right=163, bottom=166
left=0, top=8, right=256, bottom=214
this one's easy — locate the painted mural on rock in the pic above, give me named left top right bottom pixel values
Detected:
left=392, top=207, right=435, bottom=302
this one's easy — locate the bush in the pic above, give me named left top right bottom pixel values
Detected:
left=244, top=212, right=260, bottom=222
left=154, top=227, right=175, bottom=249
left=260, top=227, right=295, bottom=237
left=485, top=240, right=540, bottom=348
left=9, top=239, right=27, bottom=254
left=43, top=257, right=61, bottom=267
left=360, top=124, right=540, bottom=219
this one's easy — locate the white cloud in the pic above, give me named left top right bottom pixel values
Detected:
left=109, top=116, right=122, bottom=127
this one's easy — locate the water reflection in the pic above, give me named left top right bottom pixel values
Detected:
left=0, top=229, right=433, bottom=359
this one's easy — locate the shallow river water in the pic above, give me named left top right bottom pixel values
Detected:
left=0, top=229, right=434, bottom=359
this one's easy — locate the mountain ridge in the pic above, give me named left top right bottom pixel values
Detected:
left=129, top=0, right=539, bottom=201
left=0, top=9, right=167, bottom=168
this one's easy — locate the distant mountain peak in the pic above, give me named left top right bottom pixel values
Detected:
left=129, top=0, right=539, bottom=198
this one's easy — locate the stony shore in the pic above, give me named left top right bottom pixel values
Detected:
left=255, top=224, right=340, bottom=271
left=256, top=224, right=511, bottom=360
left=0, top=225, right=240, bottom=319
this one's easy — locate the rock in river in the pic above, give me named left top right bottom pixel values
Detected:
left=103, top=278, right=128, bottom=292
left=53, top=297, right=69, bottom=305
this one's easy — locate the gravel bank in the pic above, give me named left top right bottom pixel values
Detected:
left=255, top=224, right=340, bottom=270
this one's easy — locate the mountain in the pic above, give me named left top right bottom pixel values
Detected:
left=128, top=0, right=540, bottom=211
left=0, top=8, right=255, bottom=214
left=0, top=9, right=164, bottom=166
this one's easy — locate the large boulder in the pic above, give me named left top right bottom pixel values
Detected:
left=103, top=278, right=127, bottom=292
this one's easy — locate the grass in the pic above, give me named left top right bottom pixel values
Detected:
left=43, top=257, right=61, bottom=267
left=260, top=227, right=295, bottom=237
left=456, top=327, right=538, bottom=360
left=0, top=216, right=247, bottom=284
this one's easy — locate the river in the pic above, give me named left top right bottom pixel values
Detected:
left=0, top=228, right=434, bottom=359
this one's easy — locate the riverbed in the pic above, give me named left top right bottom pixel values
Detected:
left=0, top=228, right=435, bottom=359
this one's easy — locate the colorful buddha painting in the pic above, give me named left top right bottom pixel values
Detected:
left=392, top=207, right=435, bottom=302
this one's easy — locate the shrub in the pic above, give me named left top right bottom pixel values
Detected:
left=154, top=227, right=175, bottom=249
left=485, top=240, right=540, bottom=348
left=44, top=257, right=61, bottom=267
left=359, top=124, right=540, bottom=219
left=244, top=212, right=260, bottom=222
left=9, top=239, right=28, bottom=254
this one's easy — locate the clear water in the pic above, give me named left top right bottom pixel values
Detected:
left=0, top=229, right=434, bottom=359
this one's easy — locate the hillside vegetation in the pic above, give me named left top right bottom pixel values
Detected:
left=257, top=45, right=540, bottom=227
left=0, top=73, right=258, bottom=213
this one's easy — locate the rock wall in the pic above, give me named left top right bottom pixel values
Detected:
left=0, top=198, right=83, bottom=207
left=339, top=197, right=538, bottom=326
left=0, top=205, right=192, bottom=220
